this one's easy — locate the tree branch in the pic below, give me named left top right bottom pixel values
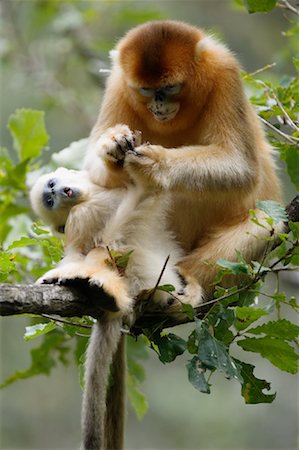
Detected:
left=0, top=282, right=200, bottom=331
left=0, top=283, right=104, bottom=319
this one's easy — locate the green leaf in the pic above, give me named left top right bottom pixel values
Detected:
left=235, top=306, right=268, bottom=331
left=217, top=259, right=251, bottom=275
left=127, top=335, right=149, bottom=361
left=109, top=249, right=134, bottom=270
left=31, top=222, right=50, bottom=236
left=153, top=332, right=187, bottom=363
left=256, top=200, right=288, bottom=224
left=293, top=57, right=299, bottom=71
left=289, top=222, right=299, bottom=240
left=0, top=251, right=16, bottom=280
left=1, top=330, right=69, bottom=388
left=290, top=245, right=299, bottom=265
left=214, top=286, right=239, bottom=306
left=196, top=321, right=243, bottom=382
left=181, top=303, right=195, bottom=320
left=284, top=147, right=299, bottom=190
left=247, top=319, right=299, bottom=341
left=238, top=282, right=262, bottom=307
left=0, top=159, right=28, bottom=190
left=127, top=336, right=149, bottom=419
left=237, top=360, right=276, bottom=404
left=237, top=337, right=298, bottom=373
left=213, top=285, right=240, bottom=306
left=243, top=0, right=277, bottom=13
left=186, top=357, right=210, bottom=394
left=127, top=374, right=148, bottom=420
left=214, top=315, right=235, bottom=346
left=7, top=236, right=40, bottom=250
left=24, top=322, right=57, bottom=341
left=7, top=109, right=49, bottom=161
left=207, top=304, right=235, bottom=345
left=157, top=284, right=176, bottom=293
left=187, top=330, right=199, bottom=354
left=217, top=259, right=250, bottom=275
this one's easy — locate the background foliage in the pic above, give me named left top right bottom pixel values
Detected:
left=0, top=0, right=298, bottom=449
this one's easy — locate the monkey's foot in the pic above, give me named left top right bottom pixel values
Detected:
left=97, top=124, right=142, bottom=166
left=89, top=273, right=134, bottom=316
left=176, top=282, right=205, bottom=308
left=36, top=264, right=87, bottom=285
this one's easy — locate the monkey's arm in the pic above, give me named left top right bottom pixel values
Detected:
left=125, top=142, right=256, bottom=193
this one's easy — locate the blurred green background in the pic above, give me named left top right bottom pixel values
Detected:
left=0, top=1, right=298, bottom=449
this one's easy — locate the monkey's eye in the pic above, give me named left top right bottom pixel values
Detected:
left=139, top=87, right=155, bottom=97
left=48, top=179, right=56, bottom=189
left=45, top=196, right=54, bottom=208
left=163, top=84, right=182, bottom=95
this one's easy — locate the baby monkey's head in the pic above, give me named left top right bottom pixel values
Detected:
left=30, top=167, right=90, bottom=233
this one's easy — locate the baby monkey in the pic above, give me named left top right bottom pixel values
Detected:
left=30, top=166, right=185, bottom=307
left=30, top=125, right=202, bottom=449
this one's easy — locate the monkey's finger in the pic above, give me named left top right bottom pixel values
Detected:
left=133, top=130, right=142, bottom=146
left=124, top=137, right=134, bottom=152
left=39, top=277, right=59, bottom=285
left=126, top=149, right=139, bottom=156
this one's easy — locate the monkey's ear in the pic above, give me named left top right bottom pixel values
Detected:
left=195, top=36, right=211, bottom=57
left=109, top=49, right=120, bottom=66
left=57, top=225, right=65, bottom=234
left=195, top=35, right=230, bottom=60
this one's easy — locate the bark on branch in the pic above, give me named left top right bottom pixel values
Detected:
left=0, top=282, right=198, bottom=331
left=0, top=283, right=105, bottom=319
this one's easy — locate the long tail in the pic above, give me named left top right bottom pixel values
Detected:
left=105, top=334, right=126, bottom=450
left=81, top=317, right=122, bottom=450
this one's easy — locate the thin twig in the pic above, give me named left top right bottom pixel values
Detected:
left=255, top=79, right=299, bottom=138
left=147, top=255, right=170, bottom=300
left=259, top=117, right=299, bottom=146
left=244, top=63, right=277, bottom=79
left=278, top=0, right=299, bottom=15
left=41, top=314, right=92, bottom=328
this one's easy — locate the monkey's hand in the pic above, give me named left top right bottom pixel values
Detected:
left=124, top=144, right=167, bottom=188
left=96, top=124, right=142, bottom=166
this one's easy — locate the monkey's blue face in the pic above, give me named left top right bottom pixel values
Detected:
left=139, top=84, right=182, bottom=98
left=42, top=176, right=81, bottom=210
left=135, top=84, right=182, bottom=122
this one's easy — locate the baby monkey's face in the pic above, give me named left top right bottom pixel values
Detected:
left=41, top=169, right=82, bottom=211
left=30, top=167, right=90, bottom=233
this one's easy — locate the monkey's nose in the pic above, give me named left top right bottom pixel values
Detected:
left=63, top=187, right=74, bottom=198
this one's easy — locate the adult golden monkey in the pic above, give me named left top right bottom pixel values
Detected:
left=82, top=20, right=283, bottom=449
left=85, top=20, right=282, bottom=293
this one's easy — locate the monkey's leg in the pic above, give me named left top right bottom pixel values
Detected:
left=84, top=248, right=134, bottom=315
left=178, top=209, right=286, bottom=298
left=104, top=334, right=126, bottom=450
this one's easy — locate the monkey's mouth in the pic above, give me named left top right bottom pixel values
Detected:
left=149, top=104, right=180, bottom=122
left=63, top=187, right=75, bottom=198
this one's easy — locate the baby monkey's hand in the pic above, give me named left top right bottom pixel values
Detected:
left=97, top=124, right=142, bottom=166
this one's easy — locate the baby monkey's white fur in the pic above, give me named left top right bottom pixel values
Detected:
left=30, top=167, right=186, bottom=305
